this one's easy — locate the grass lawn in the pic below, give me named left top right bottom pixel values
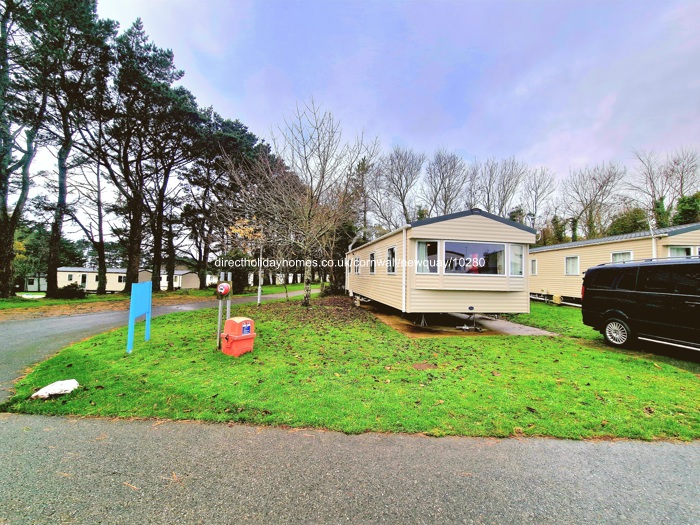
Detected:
left=3, top=298, right=699, bottom=440
left=506, top=301, right=603, bottom=339
left=0, top=282, right=314, bottom=310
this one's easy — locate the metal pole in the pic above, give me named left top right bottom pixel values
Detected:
left=257, top=243, right=262, bottom=307
left=216, top=271, right=224, bottom=349
left=226, top=272, right=231, bottom=319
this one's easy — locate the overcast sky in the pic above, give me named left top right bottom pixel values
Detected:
left=94, top=0, right=700, bottom=178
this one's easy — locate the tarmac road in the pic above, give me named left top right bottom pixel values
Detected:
left=0, top=413, right=698, bottom=524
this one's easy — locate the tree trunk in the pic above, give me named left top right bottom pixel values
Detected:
left=0, top=226, right=15, bottom=297
left=151, top=223, right=163, bottom=293
left=302, top=262, right=312, bottom=307
left=198, top=241, right=210, bottom=289
left=166, top=220, right=176, bottom=291
left=124, top=199, right=143, bottom=294
left=0, top=130, right=39, bottom=298
left=96, top=241, right=107, bottom=294
left=47, top=140, right=71, bottom=297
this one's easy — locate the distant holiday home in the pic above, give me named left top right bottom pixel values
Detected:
left=345, top=209, right=537, bottom=314
left=24, top=275, right=47, bottom=292
left=57, top=267, right=129, bottom=293
left=57, top=267, right=201, bottom=292
left=529, top=222, right=700, bottom=302
left=137, top=269, right=199, bottom=290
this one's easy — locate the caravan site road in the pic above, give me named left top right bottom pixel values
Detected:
left=0, top=412, right=698, bottom=524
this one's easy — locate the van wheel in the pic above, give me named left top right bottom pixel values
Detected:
left=603, top=318, right=632, bottom=348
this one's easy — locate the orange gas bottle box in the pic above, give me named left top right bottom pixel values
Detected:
left=220, top=317, right=256, bottom=357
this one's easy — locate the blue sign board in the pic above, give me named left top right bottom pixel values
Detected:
left=127, top=282, right=152, bottom=354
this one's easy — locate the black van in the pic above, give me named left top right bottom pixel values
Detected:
left=582, top=258, right=700, bottom=350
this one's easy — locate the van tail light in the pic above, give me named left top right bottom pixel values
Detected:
left=581, top=285, right=585, bottom=300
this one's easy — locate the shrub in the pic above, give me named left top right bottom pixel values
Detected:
left=55, top=283, right=87, bottom=299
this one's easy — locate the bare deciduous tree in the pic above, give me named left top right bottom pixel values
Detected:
left=477, top=156, right=528, bottom=217
left=521, top=166, right=556, bottom=228
left=421, top=149, right=469, bottom=216
left=462, top=160, right=481, bottom=211
left=627, top=148, right=699, bottom=227
left=225, top=99, right=374, bottom=306
left=563, top=161, right=626, bottom=239
left=373, top=145, right=425, bottom=224
left=666, top=147, right=699, bottom=199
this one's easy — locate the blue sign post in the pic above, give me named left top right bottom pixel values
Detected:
left=127, top=282, right=152, bottom=354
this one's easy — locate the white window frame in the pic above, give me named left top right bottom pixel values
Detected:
left=509, top=244, right=525, bottom=277
left=564, top=256, right=580, bottom=276
left=369, top=252, right=375, bottom=274
left=611, top=251, right=633, bottom=263
left=443, top=240, right=506, bottom=276
left=118, top=275, right=126, bottom=283
left=416, top=240, right=440, bottom=275
left=669, top=246, right=692, bottom=258
left=530, top=259, right=538, bottom=276
left=67, top=274, right=73, bottom=281
left=354, top=257, right=360, bottom=274
left=387, top=246, right=397, bottom=274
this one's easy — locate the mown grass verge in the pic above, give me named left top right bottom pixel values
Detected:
left=3, top=298, right=699, bottom=440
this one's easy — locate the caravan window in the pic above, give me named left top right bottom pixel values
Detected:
left=670, top=246, right=692, bottom=258
left=444, top=242, right=505, bottom=275
left=416, top=241, right=438, bottom=274
left=611, top=251, right=632, bottom=263
left=565, top=256, right=579, bottom=276
left=387, top=247, right=396, bottom=274
left=510, top=245, right=524, bottom=276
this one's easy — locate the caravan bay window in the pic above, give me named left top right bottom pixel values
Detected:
left=444, top=242, right=505, bottom=275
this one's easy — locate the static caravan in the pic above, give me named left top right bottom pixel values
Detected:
left=24, top=275, right=47, bottom=292
left=57, top=267, right=128, bottom=293
left=529, top=222, right=700, bottom=302
left=138, top=269, right=199, bottom=290
left=346, top=209, right=536, bottom=314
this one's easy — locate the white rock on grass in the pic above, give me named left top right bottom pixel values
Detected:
left=30, top=379, right=80, bottom=399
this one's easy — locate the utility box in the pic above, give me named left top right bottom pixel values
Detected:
left=221, top=317, right=256, bottom=357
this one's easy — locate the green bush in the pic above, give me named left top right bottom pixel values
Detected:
left=54, top=283, right=87, bottom=299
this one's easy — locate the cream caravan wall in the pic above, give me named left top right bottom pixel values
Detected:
left=529, top=238, right=653, bottom=299
left=346, top=229, right=405, bottom=311
left=408, top=214, right=535, bottom=244
left=57, top=268, right=126, bottom=292
left=529, top=228, right=700, bottom=300
left=658, top=230, right=700, bottom=255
